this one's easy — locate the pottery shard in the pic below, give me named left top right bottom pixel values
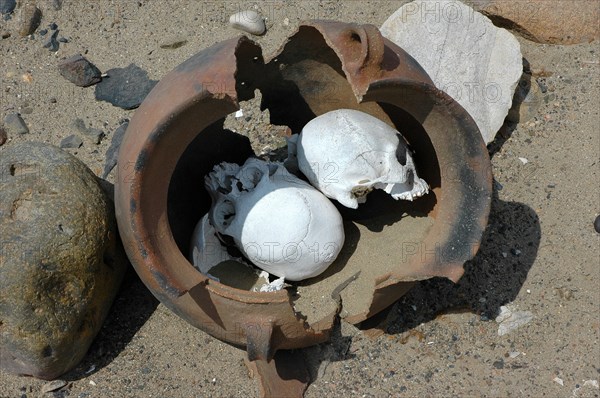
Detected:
left=465, top=0, right=599, bottom=45
left=0, top=142, right=127, bottom=380
left=58, top=54, right=102, bottom=87
left=381, top=0, right=523, bottom=144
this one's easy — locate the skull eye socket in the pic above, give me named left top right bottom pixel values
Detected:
left=248, top=168, right=263, bottom=185
left=238, top=166, right=264, bottom=190
left=395, top=133, right=408, bottom=166
left=395, top=144, right=407, bottom=166
left=215, top=200, right=236, bottom=228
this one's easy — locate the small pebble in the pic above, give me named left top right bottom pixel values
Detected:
left=42, top=30, right=59, bottom=52
left=41, top=379, right=67, bottom=394
left=159, top=36, right=187, bottom=49
left=594, top=215, right=600, bottom=233
left=60, top=134, right=83, bottom=149
left=0, top=0, right=16, bottom=14
left=49, top=22, right=58, bottom=30
left=0, top=126, right=7, bottom=146
left=58, top=36, right=68, bottom=43
left=3, top=113, right=29, bottom=135
left=553, top=376, right=564, bottom=386
left=38, top=28, right=47, bottom=36
left=73, top=118, right=105, bottom=144
left=51, top=0, right=62, bottom=11
left=537, top=79, right=548, bottom=93
left=229, top=10, right=266, bottom=36
left=58, top=54, right=102, bottom=87
left=18, top=4, right=42, bottom=37
left=1, top=30, right=10, bottom=39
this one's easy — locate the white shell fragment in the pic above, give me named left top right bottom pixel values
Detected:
left=495, top=305, right=534, bottom=336
left=229, top=10, right=266, bottom=36
left=205, top=158, right=345, bottom=281
left=289, top=109, right=429, bottom=209
left=381, top=0, right=522, bottom=144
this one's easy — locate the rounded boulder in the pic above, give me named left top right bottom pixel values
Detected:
left=0, top=142, right=127, bottom=379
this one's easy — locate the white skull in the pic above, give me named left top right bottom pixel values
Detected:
left=204, top=158, right=345, bottom=281
left=288, top=109, right=429, bottom=209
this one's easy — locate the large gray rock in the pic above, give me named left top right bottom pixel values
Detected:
left=0, top=142, right=127, bottom=380
left=381, top=0, right=522, bottom=144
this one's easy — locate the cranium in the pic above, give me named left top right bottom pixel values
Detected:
left=288, top=109, right=429, bottom=209
left=203, top=158, right=345, bottom=281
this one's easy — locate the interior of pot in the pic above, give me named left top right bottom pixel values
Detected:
left=166, top=30, right=442, bottom=324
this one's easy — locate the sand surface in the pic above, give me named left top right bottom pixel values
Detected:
left=1, top=1, right=599, bottom=397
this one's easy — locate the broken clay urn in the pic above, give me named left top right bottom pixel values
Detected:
left=115, top=20, right=492, bottom=361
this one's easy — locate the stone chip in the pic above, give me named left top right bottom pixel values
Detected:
left=18, top=3, right=42, bottom=36
left=59, top=134, right=83, bottom=148
left=58, top=54, right=102, bottom=87
left=3, top=113, right=29, bottom=135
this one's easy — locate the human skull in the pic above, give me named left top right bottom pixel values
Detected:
left=204, top=158, right=345, bottom=281
left=288, top=109, right=429, bottom=209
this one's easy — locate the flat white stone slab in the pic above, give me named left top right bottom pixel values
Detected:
left=381, top=0, right=522, bottom=144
